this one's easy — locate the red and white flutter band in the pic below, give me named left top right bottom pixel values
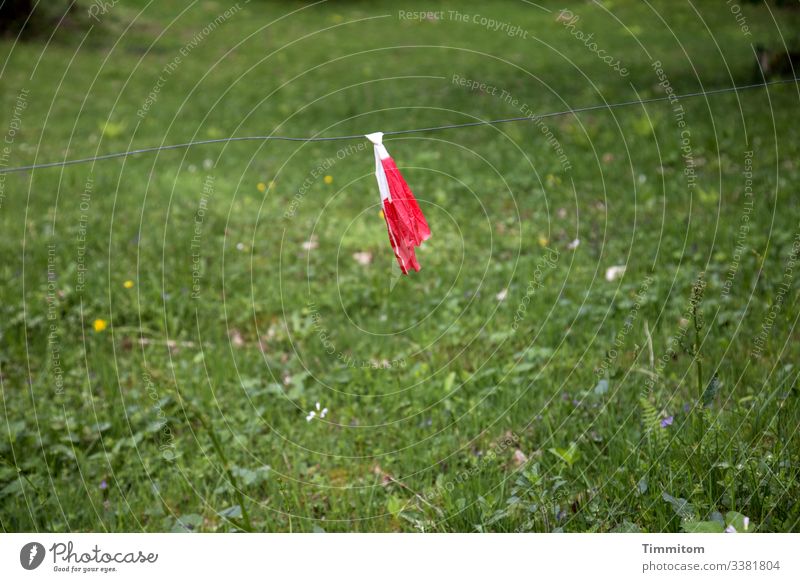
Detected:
left=366, top=132, right=431, bottom=274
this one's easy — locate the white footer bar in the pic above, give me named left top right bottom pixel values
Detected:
left=1, top=533, right=797, bottom=581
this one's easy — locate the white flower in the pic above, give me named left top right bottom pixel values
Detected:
left=512, top=449, right=528, bottom=466
left=495, top=288, right=508, bottom=301
left=306, top=402, right=328, bottom=422
left=229, top=329, right=245, bottom=347
left=567, top=238, right=580, bottom=250
left=605, top=265, right=626, bottom=282
left=302, top=238, right=319, bottom=251
left=352, top=251, right=373, bottom=266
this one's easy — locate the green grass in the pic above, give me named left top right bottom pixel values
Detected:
left=1, top=0, right=799, bottom=532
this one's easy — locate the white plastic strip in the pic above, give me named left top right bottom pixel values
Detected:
left=366, top=132, right=391, bottom=202
left=366, top=131, right=392, bottom=201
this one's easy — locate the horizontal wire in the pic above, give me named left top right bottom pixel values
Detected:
left=384, top=78, right=799, bottom=136
left=0, top=78, right=796, bottom=175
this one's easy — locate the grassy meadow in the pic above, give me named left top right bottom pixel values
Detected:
left=1, top=0, right=799, bottom=532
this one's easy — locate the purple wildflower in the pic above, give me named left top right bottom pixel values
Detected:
left=99, top=479, right=108, bottom=490
left=660, top=416, right=674, bottom=428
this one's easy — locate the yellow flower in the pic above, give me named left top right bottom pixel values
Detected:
left=93, top=319, right=108, bottom=333
left=379, top=210, right=385, bottom=220
left=538, top=235, right=549, bottom=247
left=123, top=280, right=134, bottom=289
left=324, top=175, right=333, bottom=185
left=257, top=182, right=267, bottom=192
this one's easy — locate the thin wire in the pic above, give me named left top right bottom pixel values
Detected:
left=0, top=78, right=796, bottom=175
left=385, top=78, right=799, bottom=136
